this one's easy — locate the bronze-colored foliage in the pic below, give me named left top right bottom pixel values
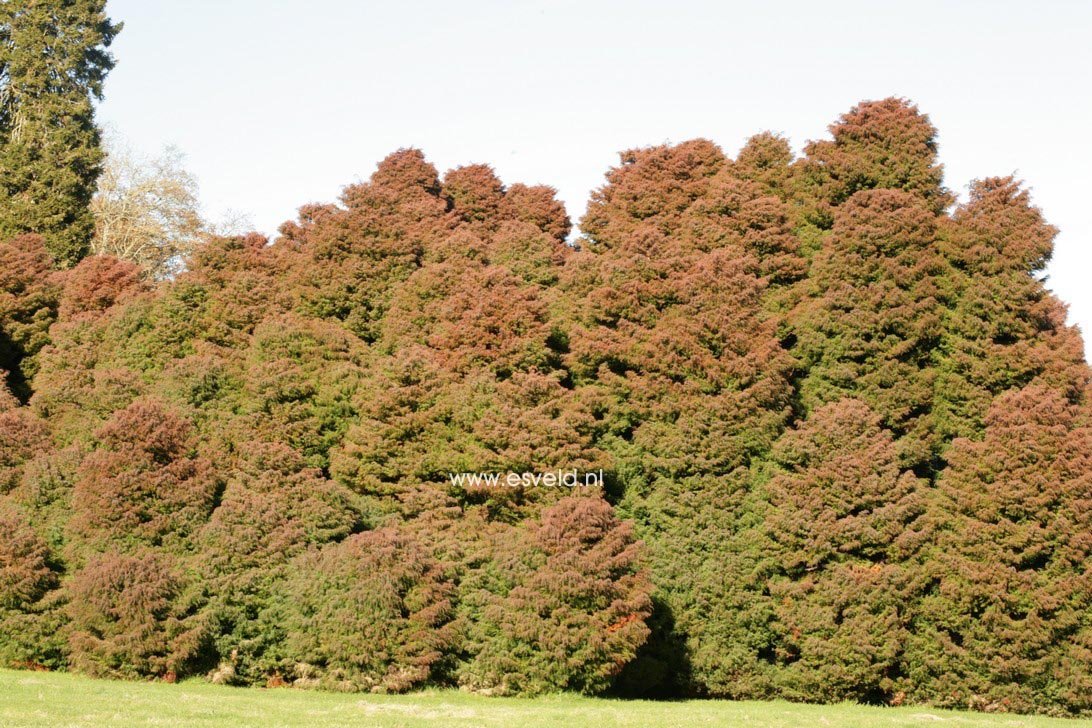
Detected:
left=71, top=398, right=219, bottom=551
left=262, top=528, right=455, bottom=693
left=461, top=496, right=651, bottom=695
left=910, top=386, right=1092, bottom=714
left=4, top=99, right=1091, bottom=716
left=0, top=235, right=60, bottom=400
left=0, top=497, right=65, bottom=669
left=0, top=501, right=56, bottom=611
left=66, top=549, right=207, bottom=679
left=763, top=399, right=927, bottom=702
left=802, top=97, right=952, bottom=214
left=56, top=255, right=146, bottom=320
left=789, top=188, right=947, bottom=468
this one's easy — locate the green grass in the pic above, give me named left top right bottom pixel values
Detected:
left=1, top=669, right=1088, bottom=728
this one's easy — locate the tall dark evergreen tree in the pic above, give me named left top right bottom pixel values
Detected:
left=0, top=0, right=120, bottom=266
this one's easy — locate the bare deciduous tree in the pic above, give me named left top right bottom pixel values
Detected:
left=90, top=134, right=206, bottom=278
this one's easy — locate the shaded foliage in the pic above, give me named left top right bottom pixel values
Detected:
left=0, top=234, right=59, bottom=400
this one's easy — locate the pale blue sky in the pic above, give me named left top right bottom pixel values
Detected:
left=97, top=0, right=1092, bottom=355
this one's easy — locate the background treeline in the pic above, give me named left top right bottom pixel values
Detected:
left=2, top=95, right=1091, bottom=715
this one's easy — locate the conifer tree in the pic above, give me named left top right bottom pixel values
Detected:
left=763, top=399, right=927, bottom=703
left=912, top=386, right=1092, bottom=713
left=0, top=0, right=120, bottom=265
left=461, top=496, right=650, bottom=695
left=802, top=97, right=951, bottom=215
left=789, top=189, right=948, bottom=470
left=0, top=234, right=58, bottom=400
left=196, top=441, right=361, bottom=683
left=570, top=139, right=798, bottom=696
left=70, top=398, right=220, bottom=553
left=1, top=96, right=1090, bottom=715
left=66, top=549, right=207, bottom=679
left=0, top=497, right=64, bottom=668
left=260, top=528, right=455, bottom=693
left=934, top=176, right=1088, bottom=442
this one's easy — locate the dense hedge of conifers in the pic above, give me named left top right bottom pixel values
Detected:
left=1, top=98, right=1090, bottom=715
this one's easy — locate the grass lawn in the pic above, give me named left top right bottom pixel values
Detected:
left=1, top=668, right=1088, bottom=728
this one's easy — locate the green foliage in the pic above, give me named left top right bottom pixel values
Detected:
left=801, top=97, right=951, bottom=214
left=261, top=528, right=454, bottom=693
left=0, top=498, right=65, bottom=668
left=908, top=386, right=1092, bottom=714
left=933, top=177, right=1088, bottom=443
left=0, top=394, right=49, bottom=492
left=762, top=399, right=927, bottom=702
left=0, top=0, right=120, bottom=265
left=197, top=442, right=363, bottom=684
left=789, top=189, right=948, bottom=469
left=460, top=496, right=651, bottom=695
left=2, top=98, right=1090, bottom=718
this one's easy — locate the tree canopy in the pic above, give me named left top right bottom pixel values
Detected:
left=0, top=0, right=120, bottom=265
left=1, top=97, right=1090, bottom=716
